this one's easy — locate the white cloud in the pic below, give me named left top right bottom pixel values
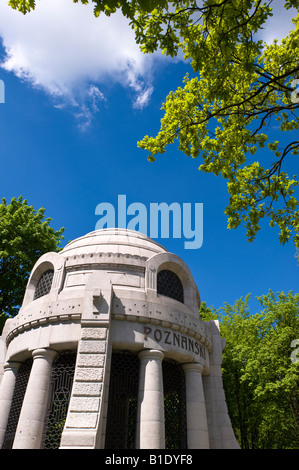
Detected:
left=0, top=0, right=157, bottom=125
left=255, top=0, right=297, bottom=44
left=133, top=85, right=154, bottom=109
left=74, top=84, right=107, bottom=131
left=1, top=0, right=294, bottom=128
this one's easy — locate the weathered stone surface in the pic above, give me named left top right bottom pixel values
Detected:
left=81, top=328, right=107, bottom=340
left=79, top=340, right=106, bottom=354
left=72, top=382, right=102, bottom=396
left=77, top=353, right=105, bottom=368
left=75, top=366, right=104, bottom=382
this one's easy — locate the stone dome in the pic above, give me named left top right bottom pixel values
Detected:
left=60, top=228, right=168, bottom=260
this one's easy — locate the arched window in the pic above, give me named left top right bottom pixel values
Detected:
left=157, top=269, right=184, bottom=303
left=34, top=269, right=54, bottom=300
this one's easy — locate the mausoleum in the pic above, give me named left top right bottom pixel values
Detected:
left=0, top=228, right=239, bottom=449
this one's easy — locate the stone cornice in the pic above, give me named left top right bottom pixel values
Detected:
left=5, top=310, right=212, bottom=352
left=5, top=313, right=81, bottom=347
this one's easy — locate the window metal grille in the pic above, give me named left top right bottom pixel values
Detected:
left=105, top=352, right=140, bottom=449
left=34, top=269, right=54, bottom=300
left=2, top=358, right=33, bottom=449
left=105, top=353, right=187, bottom=450
left=163, top=360, right=187, bottom=449
left=42, top=351, right=76, bottom=449
left=157, top=270, right=184, bottom=303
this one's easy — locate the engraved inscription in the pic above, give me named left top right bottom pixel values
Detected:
left=143, top=325, right=206, bottom=359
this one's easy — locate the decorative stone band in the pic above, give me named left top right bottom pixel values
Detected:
left=5, top=310, right=212, bottom=353
left=5, top=313, right=81, bottom=347
left=64, top=252, right=148, bottom=270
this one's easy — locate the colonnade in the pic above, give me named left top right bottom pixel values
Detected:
left=0, top=348, right=210, bottom=449
left=0, top=348, right=57, bottom=449
left=136, top=349, right=209, bottom=449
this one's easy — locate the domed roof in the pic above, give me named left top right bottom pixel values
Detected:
left=60, top=228, right=168, bottom=259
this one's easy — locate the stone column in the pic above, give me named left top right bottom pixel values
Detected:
left=136, top=349, right=165, bottom=449
left=0, top=361, right=21, bottom=448
left=203, top=320, right=240, bottom=448
left=13, top=348, right=57, bottom=449
left=182, top=363, right=209, bottom=449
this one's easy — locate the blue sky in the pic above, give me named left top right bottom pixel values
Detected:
left=0, top=0, right=298, bottom=315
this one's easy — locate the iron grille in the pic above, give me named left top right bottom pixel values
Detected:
left=42, top=351, right=76, bottom=449
left=34, top=269, right=54, bottom=300
left=157, top=270, right=184, bottom=303
left=163, top=360, right=187, bottom=449
left=105, top=353, right=187, bottom=449
left=2, top=358, right=33, bottom=449
left=105, top=352, right=140, bottom=449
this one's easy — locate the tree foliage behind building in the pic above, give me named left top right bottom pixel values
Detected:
left=0, top=196, right=64, bottom=319
left=201, top=291, right=299, bottom=448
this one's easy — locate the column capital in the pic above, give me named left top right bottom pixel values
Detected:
left=3, top=361, right=22, bottom=373
left=138, top=349, right=164, bottom=362
left=182, top=362, right=204, bottom=374
left=32, top=348, right=57, bottom=361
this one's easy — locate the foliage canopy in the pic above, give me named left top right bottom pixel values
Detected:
left=201, top=291, right=299, bottom=448
left=7, top=1, right=299, bottom=248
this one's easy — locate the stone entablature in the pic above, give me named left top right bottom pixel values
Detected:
left=4, top=289, right=211, bottom=359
